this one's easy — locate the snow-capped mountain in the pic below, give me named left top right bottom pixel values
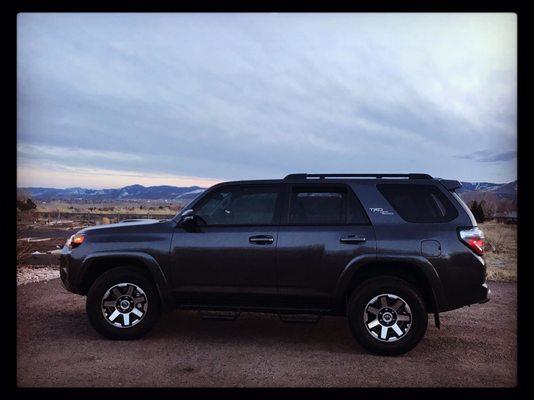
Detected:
left=457, top=180, right=517, bottom=199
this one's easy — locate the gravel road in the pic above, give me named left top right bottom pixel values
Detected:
left=17, top=279, right=516, bottom=387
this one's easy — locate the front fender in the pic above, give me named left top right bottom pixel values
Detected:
left=79, top=251, right=172, bottom=307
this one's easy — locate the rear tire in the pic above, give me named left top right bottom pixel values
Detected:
left=347, top=276, right=427, bottom=355
left=86, top=267, right=161, bottom=340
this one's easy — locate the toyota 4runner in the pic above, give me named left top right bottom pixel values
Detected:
left=60, top=173, right=490, bottom=355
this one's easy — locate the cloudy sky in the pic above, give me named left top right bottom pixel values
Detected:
left=17, top=13, right=517, bottom=188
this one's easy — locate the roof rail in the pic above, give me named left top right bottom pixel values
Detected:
left=283, top=173, right=433, bottom=180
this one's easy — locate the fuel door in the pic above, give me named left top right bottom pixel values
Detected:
left=421, top=240, right=441, bottom=257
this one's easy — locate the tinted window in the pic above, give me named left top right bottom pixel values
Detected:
left=288, top=186, right=369, bottom=225
left=195, top=186, right=280, bottom=225
left=377, top=184, right=458, bottom=223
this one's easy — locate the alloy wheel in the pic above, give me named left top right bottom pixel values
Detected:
left=363, top=293, right=412, bottom=342
left=101, top=283, right=148, bottom=328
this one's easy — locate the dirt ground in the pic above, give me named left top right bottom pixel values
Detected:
left=17, top=279, right=516, bottom=388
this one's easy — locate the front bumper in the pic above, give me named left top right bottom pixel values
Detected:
left=59, top=247, right=84, bottom=294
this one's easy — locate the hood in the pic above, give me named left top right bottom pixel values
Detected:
left=79, top=218, right=166, bottom=234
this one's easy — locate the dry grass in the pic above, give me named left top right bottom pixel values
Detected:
left=36, top=200, right=182, bottom=216
left=16, top=240, right=34, bottom=266
left=480, top=221, right=517, bottom=282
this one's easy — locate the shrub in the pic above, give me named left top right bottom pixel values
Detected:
left=470, top=200, right=485, bottom=223
left=17, top=198, right=36, bottom=212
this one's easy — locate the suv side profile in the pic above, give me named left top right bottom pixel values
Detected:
left=60, top=173, right=490, bottom=355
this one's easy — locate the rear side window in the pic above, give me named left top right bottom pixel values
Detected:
left=288, top=186, right=370, bottom=225
left=377, top=184, right=458, bottom=223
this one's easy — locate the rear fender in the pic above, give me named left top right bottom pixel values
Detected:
left=334, top=254, right=444, bottom=325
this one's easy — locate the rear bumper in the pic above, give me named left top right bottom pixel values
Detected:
left=439, top=282, right=490, bottom=312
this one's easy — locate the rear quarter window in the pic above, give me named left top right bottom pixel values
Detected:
left=377, top=184, right=458, bottom=223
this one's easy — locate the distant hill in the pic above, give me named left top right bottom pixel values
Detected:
left=457, top=180, right=517, bottom=200
left=22, top=185, right=206, bottom=202
left=20, top=179, right=517, bottom=202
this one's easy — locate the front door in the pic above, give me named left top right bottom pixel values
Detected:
left=170, top=184, right=283, bottom=307
left=276, top=183, right=376, bottom=310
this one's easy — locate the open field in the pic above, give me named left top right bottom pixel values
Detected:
left=16, top=203, right=176, bottom=268
left=35, top=199, right=183, bottom=218
left=479, top=221, right=517, bottom=282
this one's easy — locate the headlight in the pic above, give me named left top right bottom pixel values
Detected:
left=66, top=233, right=85, bottom=249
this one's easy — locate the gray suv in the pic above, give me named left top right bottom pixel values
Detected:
left=60, top=173, right=490, bottom=355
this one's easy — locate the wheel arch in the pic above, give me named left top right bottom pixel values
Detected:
left=334, top=255, right=444, bottom=325
left=78, top=252, right=172, bottom=308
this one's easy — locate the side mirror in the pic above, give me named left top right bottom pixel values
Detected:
left=178, top=209, right=199, bottom=231
left=181, top=209, right=195, bottom=217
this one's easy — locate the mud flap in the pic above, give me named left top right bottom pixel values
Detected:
left=434, top=312, right=440, bottom=329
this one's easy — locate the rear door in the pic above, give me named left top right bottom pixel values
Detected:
left=276, top=183, right=376, bottom=310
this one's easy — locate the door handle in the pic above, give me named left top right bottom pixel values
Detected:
left=340, top=235, right=366, bottom=244
left=249, top=235, right=274, bottom=245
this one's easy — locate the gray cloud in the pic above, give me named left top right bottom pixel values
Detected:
left=17, top=13, right=517, bottom=187
left=456, top=150, right=517, bottom=163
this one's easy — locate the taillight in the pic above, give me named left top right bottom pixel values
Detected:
left=66, top=233, right=85, bottom=249
left=459, top=227, right=485, bottom=256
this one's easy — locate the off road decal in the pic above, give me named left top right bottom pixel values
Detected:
left=369, top=207, right=394, bottom=215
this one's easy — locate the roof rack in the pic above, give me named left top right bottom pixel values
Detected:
left=283, top=173, right=433, bottom=180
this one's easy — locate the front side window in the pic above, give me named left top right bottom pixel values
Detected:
left=288, top=186, right=370, bottom=225
left=195, top=185, right=280, bottom=226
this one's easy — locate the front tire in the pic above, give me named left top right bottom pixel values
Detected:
left=86, top=267, right=161, bottom=340
left=347, top=276, right=428, bottom=355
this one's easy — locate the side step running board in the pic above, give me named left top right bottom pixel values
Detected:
left=198, top=310, right=241, bottom=321
left=278, top=313, right=322, bottom=324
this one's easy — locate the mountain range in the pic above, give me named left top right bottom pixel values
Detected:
left=455, top=180, right=517, bottom=200
left=20, top=184, right=206, bottom=202
left=19, top=180, right=517, bottom=202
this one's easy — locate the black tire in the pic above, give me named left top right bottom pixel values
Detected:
left=86, top=267, right=161, bottom=340
left=347, top=276, right=428, bottom=356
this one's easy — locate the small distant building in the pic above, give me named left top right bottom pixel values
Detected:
left=492, top=211, right=518, bottom=224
